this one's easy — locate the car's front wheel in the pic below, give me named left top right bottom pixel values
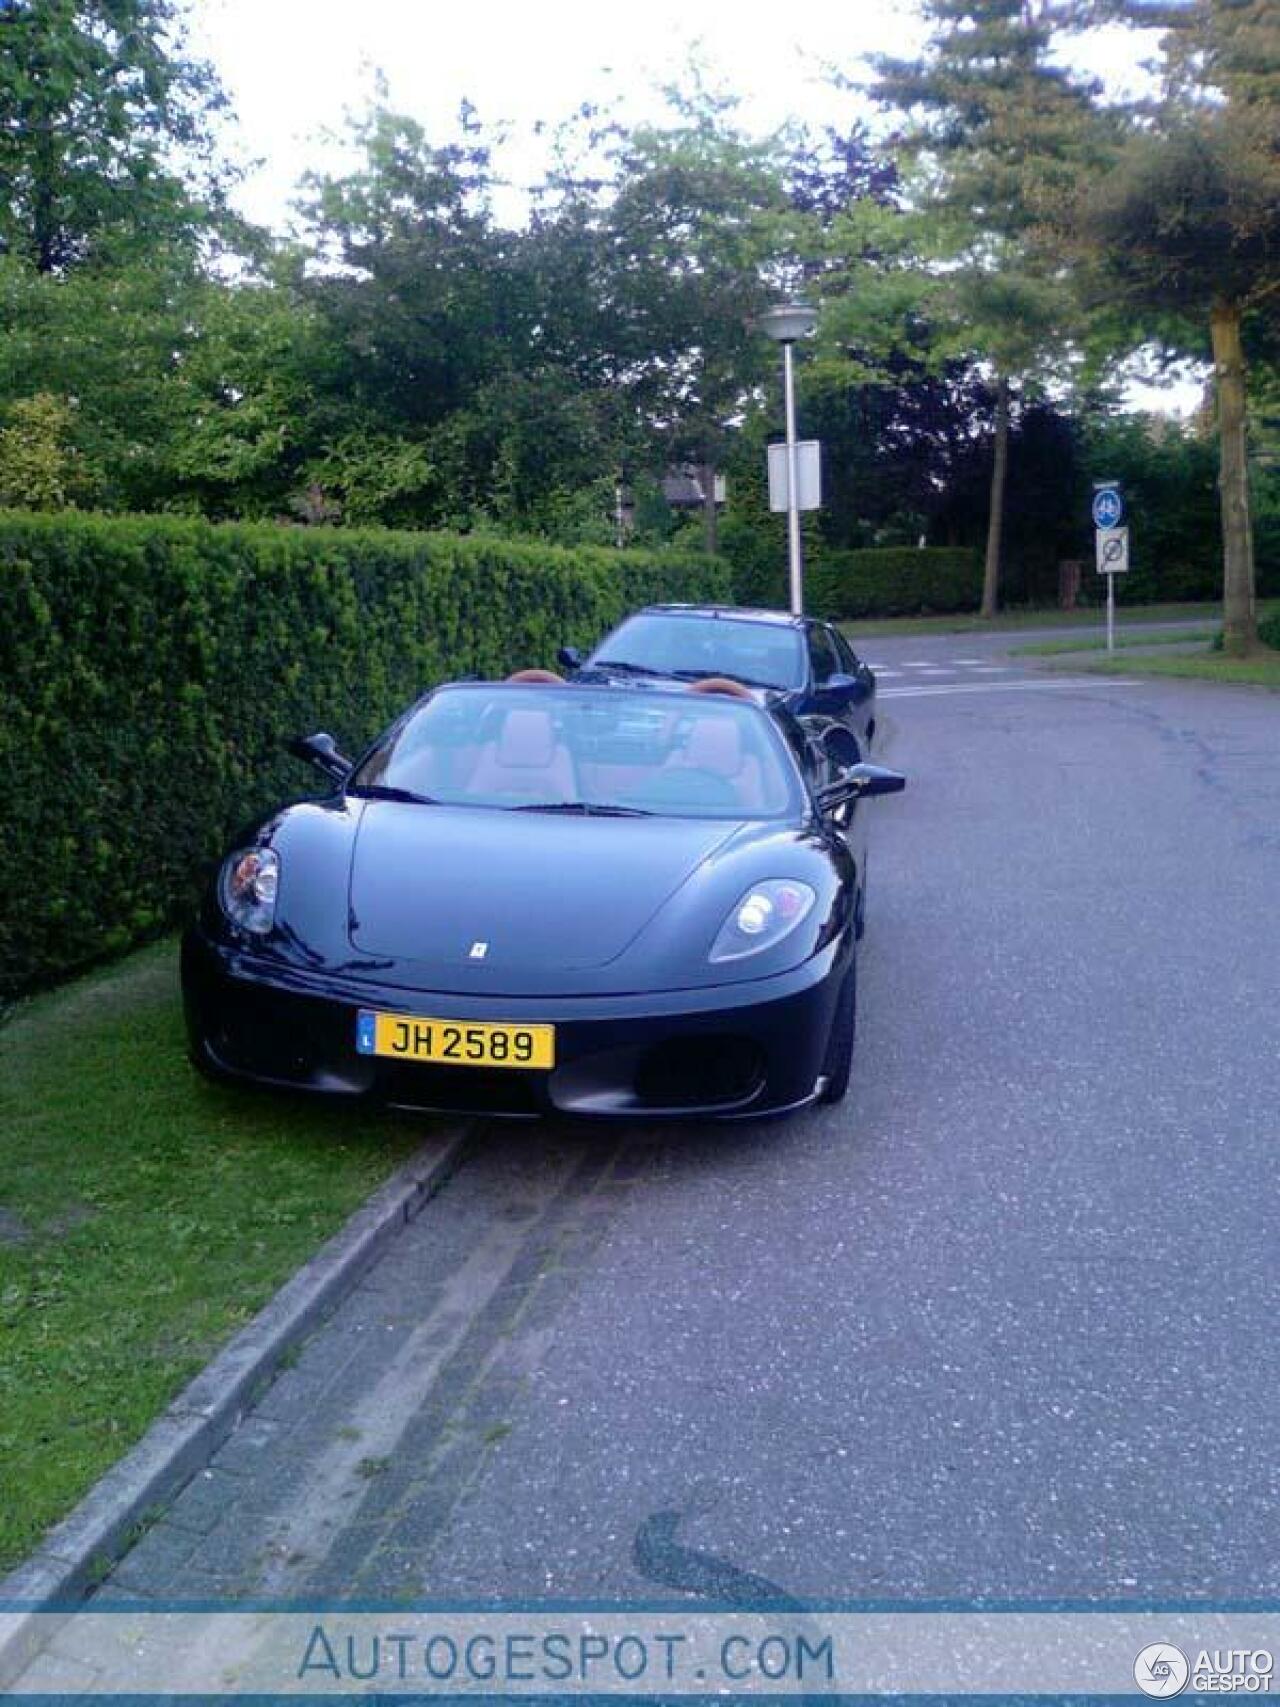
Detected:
left=818, top=951, right=858, bottom=1105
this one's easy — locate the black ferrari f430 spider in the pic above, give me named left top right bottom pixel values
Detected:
left=182, top=675, right=904, bottom=1119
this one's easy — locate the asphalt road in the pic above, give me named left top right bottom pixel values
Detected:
left=94, top=633, right=1280, bottom=1607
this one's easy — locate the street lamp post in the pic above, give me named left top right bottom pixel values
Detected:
left=758, top=301, right=818, bottom=615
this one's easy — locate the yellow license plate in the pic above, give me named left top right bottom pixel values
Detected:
left=356, top=1010, right=554, bottom=1070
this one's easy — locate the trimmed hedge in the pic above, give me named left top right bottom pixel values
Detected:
left=0, top=512, right=729, bottom=997
left=804, top=547, right=984, bottom=620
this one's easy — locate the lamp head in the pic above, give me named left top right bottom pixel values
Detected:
left=757, top=302, right=818, bottom=344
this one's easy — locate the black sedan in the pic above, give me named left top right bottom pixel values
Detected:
left=559, top=604, right=878, bottom=758
left=182, top=676, right=904, bottom=1120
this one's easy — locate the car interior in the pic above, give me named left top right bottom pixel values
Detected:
left=356, top=684, right=795, bottom=817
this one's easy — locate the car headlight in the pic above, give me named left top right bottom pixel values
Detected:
left=219, top=847, right=279, bottom=935
left=709, top=879, right=816, bottom=962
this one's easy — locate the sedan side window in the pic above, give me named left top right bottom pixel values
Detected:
left=833, top=629, right=861, bottom=674
left=807, top=625, right=840, bottom=686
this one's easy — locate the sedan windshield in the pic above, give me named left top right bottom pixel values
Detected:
left=592, top=613, right=805, bottom=690
left=350, top=685, right=804, bottom=820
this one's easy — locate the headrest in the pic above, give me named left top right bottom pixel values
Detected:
left=686, top=716, right=743, bottom=776
left=505, top=668, right=564, bottom=684
left=497, top=708, right=558, bottom=768
left=687, top=676, right=755, bottom=700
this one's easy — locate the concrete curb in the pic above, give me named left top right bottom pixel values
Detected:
left=0, top=1121, right=473, bottom=1683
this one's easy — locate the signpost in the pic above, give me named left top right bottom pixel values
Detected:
left=757, top=302, right=819, bottom=615
left=1092, top=483, right=1128, bottom=653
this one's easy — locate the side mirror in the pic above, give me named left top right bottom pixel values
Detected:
left=287, top=731, right=352, bottom=783
left=557, top=645, right=584, bottom=672
left=824, top=671, right=859, bottom=694
left=817, top=762, right=906, bottom=813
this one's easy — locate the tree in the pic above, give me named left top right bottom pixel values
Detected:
left=1064, top=0, right=1279, bottom=651
left=802, top=354, right=1014, bottom=550
left=868, top=0, right=1108, bottom=614
left=0, top=391, right=89, bottom=506
left=0, top=250, right=322, bottom=515
left=597, top=86, right=805, bottom=551
left=293, top=106, right=552, bottom=528
left=0, top=0, right=233, bottom=273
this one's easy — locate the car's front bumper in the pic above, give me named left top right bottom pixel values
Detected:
left=181, top=930, right=851, bottom=1121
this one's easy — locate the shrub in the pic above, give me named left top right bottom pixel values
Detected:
left=0, top=511, right=728, bottom=997
left=1259, top=609, right=1280, bottom=651
left=803, top=547, right=983, bottom=620
left=0, top=394, right=92, bottom=512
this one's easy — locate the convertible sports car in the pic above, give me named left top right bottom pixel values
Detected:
left=558, top=604, right=878, bottom=758
left=182, top=675, right=904, bottom=1120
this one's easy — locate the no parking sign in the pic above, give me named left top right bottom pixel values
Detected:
left=1095, top=527, right=1129, bottom=574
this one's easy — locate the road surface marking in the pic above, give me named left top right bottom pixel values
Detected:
left=880, top=677, right=1140, bottom=698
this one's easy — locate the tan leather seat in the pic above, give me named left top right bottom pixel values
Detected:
left=667, top=714, right=765, bottom=811
left=468, top=708, right=577, bottom=801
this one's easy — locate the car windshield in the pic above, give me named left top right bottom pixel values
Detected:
left=350, top=685, right=804, bottom=820
left=592, top=613, right=805, bottom=690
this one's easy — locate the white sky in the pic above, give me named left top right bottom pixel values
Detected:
left=186, top=0, right=1203, bottom=415
left=187, top=0, right=923, bottom=230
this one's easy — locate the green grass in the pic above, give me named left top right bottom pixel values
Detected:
left=1046, top=647, right=1280, bottom=688
left=0, top=940, right=425, bottom=1574
left=1009, top=627, right=1217, bottom=657
left=840, top=601, right=1222, bottom=639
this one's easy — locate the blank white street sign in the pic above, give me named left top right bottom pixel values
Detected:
left=767, top=440, right=822, bottom=512
left=1095, top=526, right=1130, bottom=573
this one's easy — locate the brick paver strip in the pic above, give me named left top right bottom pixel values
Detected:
left=0, top=1122, right=472, bottom=1686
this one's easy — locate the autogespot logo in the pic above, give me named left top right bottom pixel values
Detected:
left=1135, top=1644, right=1190, bottom=1698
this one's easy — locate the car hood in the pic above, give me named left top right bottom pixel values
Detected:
left=347, top=802, right=740, bottom=977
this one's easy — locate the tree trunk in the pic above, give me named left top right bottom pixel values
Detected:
left=1210, top=298, right=1257, bottom=655
left=32, top=134, right=58, bottom=273
left=700, top=462, right=719, bottom=555
left=981, top=375, right=1009, bottom=619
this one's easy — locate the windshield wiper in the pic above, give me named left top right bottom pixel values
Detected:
left=511, top=801, right=653, bottom=817
left=589, top=659, right=660, bottom=677
left=348, top=783, right=440, bottom=805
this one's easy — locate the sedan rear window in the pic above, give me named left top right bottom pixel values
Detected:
left=351, top=686, right=805, bottom=820
left=593, top=614, right=804, bottom=690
